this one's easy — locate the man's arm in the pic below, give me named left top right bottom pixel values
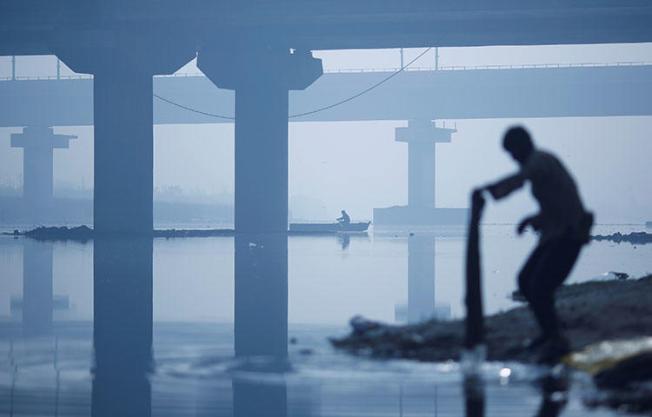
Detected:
left=517, top=212, right=543, bottom=235
left=485, top=172, right=526, bottom=200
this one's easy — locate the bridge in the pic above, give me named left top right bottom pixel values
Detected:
left=2, top=3, right=651, bottom=389
left=4, top=1, right=652, bottom=54
left=2, top=1, right=652, bottom=236
left=4, top=61, right=651, bottom=226
left=2, top=62, right=652, bottom=127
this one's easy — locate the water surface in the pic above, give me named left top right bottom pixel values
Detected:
left=0, top=224, right=648, bottom=416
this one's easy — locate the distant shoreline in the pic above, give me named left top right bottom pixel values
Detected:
left=2, top=225, right=369, bottom=241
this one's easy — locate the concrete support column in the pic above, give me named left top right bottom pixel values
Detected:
left=407, top=138, right=436, bottom=208
left=57, top=37, right=193, bottom=235
left=10, top=126, right=75, bottom=210
left=92, top=238, right=153, bottom=417
left=234, top=82, right=289, bottom=233
left=374, top=121, right=465, bottom=226
left=93, top=67, right=153, bottom=235
left=396, top=119, right=455, bottom=209
left=198, top=48, right=322, bottom=234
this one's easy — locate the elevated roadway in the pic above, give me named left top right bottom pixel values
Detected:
left=1, top=63, right=651, bottom=128
left=3, top=0, right=652, bottom=234
left=3, top=1, right=652, bottom=56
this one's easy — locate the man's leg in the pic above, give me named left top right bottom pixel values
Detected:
left=518, top=245, right=547, bottom=305
left=517, top=245, right=549, bottom=349
left=529, top=239, right=582, bottom=341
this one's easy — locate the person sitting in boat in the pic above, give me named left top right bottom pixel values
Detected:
left=336, top=210, right=351, bottom=225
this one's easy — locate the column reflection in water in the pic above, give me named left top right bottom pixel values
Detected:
left=233, top=232, right=288, bottom=417
left=407, top=234, right=436, bottom=323
left=20, top=239, right=54, bottom=336
left=92, top=238, right=152, bottom=417
left=462, top=375, right=568, bottom=417
left=536, top=376, right=568, bottom=417
left=463, top=376, right=485, bottom=417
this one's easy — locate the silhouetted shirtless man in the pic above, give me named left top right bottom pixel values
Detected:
left=482, top=126, right=593, bottom=362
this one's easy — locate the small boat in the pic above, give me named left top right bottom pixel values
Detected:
left=289, top=222, right=371, bottom=234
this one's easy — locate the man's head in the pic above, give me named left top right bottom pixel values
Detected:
left=503, top=126, right=534, bottom=165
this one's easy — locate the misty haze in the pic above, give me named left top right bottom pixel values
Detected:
left=1, top=3, right=652, bottom=417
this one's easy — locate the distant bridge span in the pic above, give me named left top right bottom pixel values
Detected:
left=1, top=64, right=651, bottom=128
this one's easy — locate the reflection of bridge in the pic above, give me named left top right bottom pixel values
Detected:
left=1, top=233, right=302, bottom=416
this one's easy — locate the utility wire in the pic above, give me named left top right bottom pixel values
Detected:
left=153, top=93, right=235, bottom=120
left=153, top=47, right=432, bottom=120
left=289, top=47, right=431, bottom=118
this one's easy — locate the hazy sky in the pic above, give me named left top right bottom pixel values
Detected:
left=1, top=44, right=651, bottom=223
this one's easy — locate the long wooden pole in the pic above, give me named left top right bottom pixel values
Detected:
left=465, top=189, right=485, bottom=349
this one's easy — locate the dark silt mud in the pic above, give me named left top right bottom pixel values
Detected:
left=331, top=275, right=652, bottom=363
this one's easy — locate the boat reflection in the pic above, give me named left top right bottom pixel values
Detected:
left=337, top=233, right=350, bottom=250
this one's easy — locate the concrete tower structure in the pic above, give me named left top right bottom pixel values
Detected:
left=58, top=32, right=193, bottom=235
left=199, top=48, right=322, bottom=234
left=374, top=119, right=468, bottom=226
left=11, top=126, right=76, bottom=216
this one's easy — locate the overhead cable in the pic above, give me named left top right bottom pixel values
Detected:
left=153, top=47, right=432, bottom=120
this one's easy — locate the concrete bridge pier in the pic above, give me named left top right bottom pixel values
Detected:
left=398, top=119, right=454, bottom=209
left=10, top=126, right=76, bottom=217
left=58, top=43, right=192, bottom=235
left=374, top=120, right=468, bottom=226
left=198, top=48, right=322, bottom=233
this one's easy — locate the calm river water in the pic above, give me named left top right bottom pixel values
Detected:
left=0, top=224, right=648, bottom=416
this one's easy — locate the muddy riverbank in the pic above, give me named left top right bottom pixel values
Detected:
left=332, top=275, right=652, bottom=362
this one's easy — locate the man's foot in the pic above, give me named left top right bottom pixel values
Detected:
left=537, top=337, right=571, bottom=365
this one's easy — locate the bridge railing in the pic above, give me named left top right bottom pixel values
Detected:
left=321, top=60, right=652, bottom=73
left=1, top=61, right=651, bottom=81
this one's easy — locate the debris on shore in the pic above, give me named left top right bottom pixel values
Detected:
left=592, top=232, right=652, bottom=245
left=23, top=225, right=94, bottom=241
left=331, top=275, right=652, bottom=363
left=332, top=276, right=652, bottom=412
left=571, top=338, right=652, bottom=413
left=5, top=225, right=358, bottom=241
left=2, top=225, right=236, bottom=241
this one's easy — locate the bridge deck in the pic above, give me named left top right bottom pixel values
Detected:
left=1, top=64, right=651, bottom=128
left=3, top=1, right=652, bottom=55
